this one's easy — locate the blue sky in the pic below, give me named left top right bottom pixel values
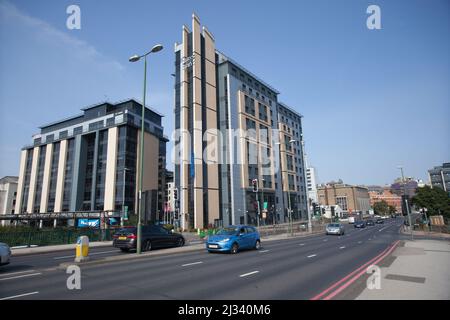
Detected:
left=0, top=0, right=449, bottom=185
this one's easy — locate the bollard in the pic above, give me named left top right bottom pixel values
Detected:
left=75, top=235, right=90, bottom=263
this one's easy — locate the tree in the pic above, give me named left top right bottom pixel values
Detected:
left=412, top=186, right=450, bottom=221
left=373, top=200, right=389, bottom=216
left=388, top=205, right=396, bottom=215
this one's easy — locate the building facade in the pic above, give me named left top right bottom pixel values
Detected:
left=369, top=189, right=402, bottom=213
left=14, top=99, right=167, bottom=225
left=174, top=14, right=308, bottom=230
left=317, top=183, right=371, bottom=215
left=0, top=176, right=18, bottom=226
left=428, top=163, right=450, bottom=194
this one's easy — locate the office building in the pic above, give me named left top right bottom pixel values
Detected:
left=14, top=99, right=168, bottom=225
left=0, top=176, right=18, bottom=226
left=428, top=163, right=450, bottom=194
left=369, top=189, right=402, bottom=213
left=173, top=14, right=308, bottom=229
left=317, top=182, right=371, bottom=215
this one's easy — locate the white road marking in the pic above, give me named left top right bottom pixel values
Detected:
left=358, top=241, right=362, bottom=244
left=181, top=261, right=203, bottom=267
left=240, top=271, right=259, bottom=278
left=307, top=254, right=317, bottom=258
left=299, top=243, right=305, bottom=246
left=0, top=273, right=42, bottom=281
left=53, top=250, right=118, bottom=260
left=323, top=239, right=328, bottom=242
left=0, top=270, right=36, bottom=277
left=339, top=246, right=346, bottom=249
left=379, top=225, right=390, bottom=232
left=0, top=291, right=39, bottom=300
left=259, top=250, right=269, bottom=253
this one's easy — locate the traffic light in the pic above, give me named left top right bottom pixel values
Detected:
left=173, top=188, right=178, bottom=201
left=252, top=179, right=258, bottom=192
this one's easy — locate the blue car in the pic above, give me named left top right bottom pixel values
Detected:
left=206, top=225, right=261, bottom=254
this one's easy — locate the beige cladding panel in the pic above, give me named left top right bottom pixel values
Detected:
left=54, top=139, right=67, bottom=212
left=194, top=188, right=203, bottom=228
left=203, top=26, right=215, bottom=62
left=193, top=163, right=203, bottom=189
left=208, top=189, right=220, bottom=222
left=26, top=147, right=40, bottom=213
left=104, top=127, right=118, bottom=211
left=40, top=143, right=54, bottom=212
left=205, top=61, right=216, bottom=88
left=193, top=77, right=202, bottom=105
left=205, top=83, right=217, bottom=112
left=192, top=14, right=201, bottom=54
left=207, top=164, right=219, bottom=190
left=15, top=149, right=28, bottom=214
left=206, top=108, right=217, bottom=131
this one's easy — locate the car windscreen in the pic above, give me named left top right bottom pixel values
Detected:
left=328, top=224, right=340, bottom=228
left=216, top=227, right=238, bottom=235
left=115, top=228, right=136, bottom=234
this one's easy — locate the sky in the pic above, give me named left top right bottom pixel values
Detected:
left=0, top=0, right=449, bottom=186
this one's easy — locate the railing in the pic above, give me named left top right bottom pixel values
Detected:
left=0, top=228, right=115, bottom=248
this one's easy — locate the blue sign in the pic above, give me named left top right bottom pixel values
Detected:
left=78, top=219, right=100, bottom=228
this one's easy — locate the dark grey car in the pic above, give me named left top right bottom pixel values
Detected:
left=113, top=225, right=185, bottom=252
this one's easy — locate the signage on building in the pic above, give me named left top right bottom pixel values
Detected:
left=78, top=219, right=100, bottom=228
left=182, top=55, right=195, bottom=70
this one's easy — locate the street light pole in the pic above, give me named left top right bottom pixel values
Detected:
left=301, top=138, right=312, bottom=233
left=398, top=166, right=413, bottom=241
left=129, top=44, right=163, bottom=254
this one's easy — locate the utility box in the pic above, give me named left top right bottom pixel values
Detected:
left=75, top=236, right=90, bottom=263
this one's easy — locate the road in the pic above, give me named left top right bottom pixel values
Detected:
left=0, top=218, right=406, bottom=300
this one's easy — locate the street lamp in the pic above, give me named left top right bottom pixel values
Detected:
left=129, top=43, right=163, bottom=254
left=300, top=136, right=313, bottom=233
left=276, top=139, right=296, bottom=236
left=397, top=166, right=413, bottom=241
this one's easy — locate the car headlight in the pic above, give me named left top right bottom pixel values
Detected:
left=218, top=238, right=230, bottom=242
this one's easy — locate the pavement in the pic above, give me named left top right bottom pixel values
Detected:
left=354, top=239, right=450, bottom=300
left=0, top=218, right=409, bottom=300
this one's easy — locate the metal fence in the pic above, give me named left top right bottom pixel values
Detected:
left=0, top=228, right=114, bottom=247
left=257, top=221, right=327, bottom=238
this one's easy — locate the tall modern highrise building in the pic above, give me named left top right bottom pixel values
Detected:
left=14, top=99, right=168, bottom=226
left=428, top=163, right=450, bottom=194
left=174, top=14, right=308, bottom=230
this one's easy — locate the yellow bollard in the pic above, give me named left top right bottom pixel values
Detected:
left=75, top=236, right=90, bottom=263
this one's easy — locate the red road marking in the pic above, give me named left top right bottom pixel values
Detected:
left=310, top=240, right=400, bottom=300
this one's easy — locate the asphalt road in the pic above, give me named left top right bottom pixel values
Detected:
left=0, top=218, right=406, bottom=300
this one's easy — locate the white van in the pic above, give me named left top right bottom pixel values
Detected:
left=348, top=216, right=355, bottom=224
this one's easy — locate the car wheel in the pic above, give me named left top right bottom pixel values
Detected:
left=144, top=240, right=152, bottom=252
left=120, top=248, right=129, bottom=253
left=177, top=238, right=185, bottom=247
left=254, top=240, right=261, bottom=250
left=230, top=243, right=239, bottom=254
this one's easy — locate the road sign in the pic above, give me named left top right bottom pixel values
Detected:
left=263, top=202, right=268, bottom=210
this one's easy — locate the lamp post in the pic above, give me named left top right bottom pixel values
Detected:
left=129, top=44, right=163, bottom=254
left=276, top=139, right=296, bottom=236
left=398, top=166, right=413, bottom=241
left=300, top=137, right=312, bottom=233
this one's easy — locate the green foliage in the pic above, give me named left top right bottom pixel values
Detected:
left=412, top=186, right=450, bottom=220
left=373, top=200, right=389, bottom=216
left=388, top=205, right=397, bottom=214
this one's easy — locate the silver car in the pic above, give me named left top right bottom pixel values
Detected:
left=326, top=223, right=345, bottom=235
left=0, top=242, right=11, bottom=266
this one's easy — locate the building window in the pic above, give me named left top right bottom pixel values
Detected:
left=336, top=196, right=348, bottom=211
left=47, top=142, right=60, bottom=212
